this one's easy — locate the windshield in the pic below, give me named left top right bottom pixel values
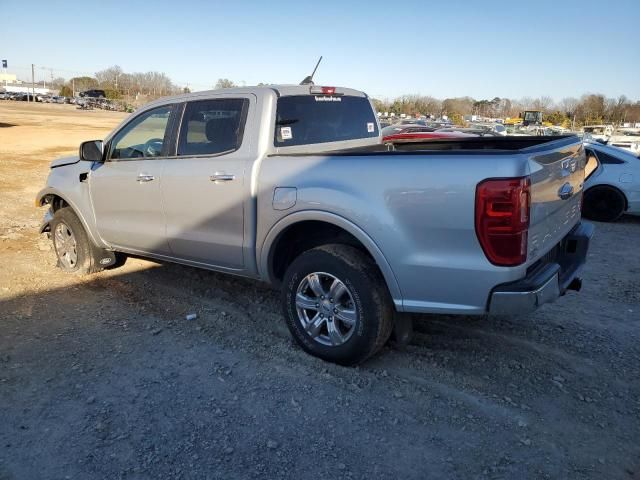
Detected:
left=523, top=111, right=543, bottom=123
left=275, top=95, right=379, bottom=146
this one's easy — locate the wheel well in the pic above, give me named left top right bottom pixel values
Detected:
left=269, top=221, right=375, bottom=283
left=584, top=185, right=628, bottom=211
left=43, top=194, right=69, bottom=212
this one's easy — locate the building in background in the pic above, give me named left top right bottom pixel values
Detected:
left=0, top=72, right=18, bottom=84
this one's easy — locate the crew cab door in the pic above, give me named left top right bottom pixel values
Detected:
left=89, top=105, right=175, bottom=254
left=160, top=96, right=252, bottom=269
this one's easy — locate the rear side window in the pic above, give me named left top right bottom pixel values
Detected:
left=585, top=149, right=599, bottom=179
left=178, top=98, right=248, bottom=156
left=275, top=95, right=378, bottom=146
left=595, top=150, right=625, bottom=165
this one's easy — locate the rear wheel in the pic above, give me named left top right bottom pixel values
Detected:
left=282, top=244, right=394, bottom=365
left=583, top=186, right=626, bottom=222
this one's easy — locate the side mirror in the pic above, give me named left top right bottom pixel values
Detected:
left=79, top=140, right=104, bottom=162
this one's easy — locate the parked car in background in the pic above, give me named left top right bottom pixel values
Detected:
left=607, top=130, right=640, bottom=157
left=380, top=124, right=437, bottom=138
left=383, top=130, right=476, bottom=143
left=398, top=119, right=428, bottom=126
left=18, top=93, right=38, bottom=102
left=79, top=89, right=106, bottom=99
left=436, top=127, right=501, bottom=137
left=469, top=123, right=508, bottom=136
left=582, top=125, right=614, bottom=143
left=583, top=142, right=640, bottom=221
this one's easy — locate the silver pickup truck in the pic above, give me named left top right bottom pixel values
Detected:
left=36, top=85, right=593, bottom=364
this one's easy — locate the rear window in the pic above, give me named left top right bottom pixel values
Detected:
left=275, top=95, right=378, bottom=146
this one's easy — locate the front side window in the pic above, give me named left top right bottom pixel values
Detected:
left=177, top=98, right=248, bottom=156
left=110, top=106, right=172, bottom=159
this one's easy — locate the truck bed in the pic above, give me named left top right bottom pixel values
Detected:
left=271, top=135, right=580, bottom=156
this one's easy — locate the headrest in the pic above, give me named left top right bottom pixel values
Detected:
left=205, top=117, right=237, bottom=143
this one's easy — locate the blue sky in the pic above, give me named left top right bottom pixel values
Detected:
left=1, top=0, right=638, bottom=101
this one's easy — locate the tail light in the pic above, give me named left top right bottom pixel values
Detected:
left=475, top=177, right=531, bottom=266
left=310, top=86, right=337, bottom=95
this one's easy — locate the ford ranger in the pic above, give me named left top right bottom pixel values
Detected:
left=36, top=85, right=593, bottom=364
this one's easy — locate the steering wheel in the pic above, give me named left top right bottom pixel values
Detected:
left=143, top=138, right=164, bottom=157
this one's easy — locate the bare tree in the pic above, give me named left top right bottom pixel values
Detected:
left=559, top=97, right=579, bottom=116
left=215, top=78, right=236, bottom=89
left=95, top=65, right=123, bottom=89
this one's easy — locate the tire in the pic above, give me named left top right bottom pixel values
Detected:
left=282, top=244, right=394, bottom=365
left=50, top=207, right=102, bottom=274
left=583, top=186, right=626, bottom=222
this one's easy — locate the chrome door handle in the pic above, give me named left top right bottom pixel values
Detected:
left=137, top=174, right=155, bottom=183
left=210, top=173, right=235, bottom=182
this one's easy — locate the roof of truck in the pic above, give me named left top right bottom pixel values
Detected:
left=143, top=85, right=368, bottom=111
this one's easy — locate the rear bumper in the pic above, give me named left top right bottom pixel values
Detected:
left=488, top=221, right=594, bottom=315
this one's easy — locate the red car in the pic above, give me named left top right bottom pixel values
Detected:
left=382, top=130, right=478, bottom=143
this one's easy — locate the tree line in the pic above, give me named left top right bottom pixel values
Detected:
left=48, top=66, right=185, bottom=103
left=45, top=66, right=640, bottom=127
left=373, top=94, right=640, bottom=127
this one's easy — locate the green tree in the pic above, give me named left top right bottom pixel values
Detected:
left=545, top=111, right=569, bottom=126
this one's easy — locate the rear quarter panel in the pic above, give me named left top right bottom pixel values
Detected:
left=257, top=152, right=532, bottom=314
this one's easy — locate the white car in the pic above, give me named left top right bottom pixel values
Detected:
left=607, top=132, right=640, bottom=157
left=583, top=142, right=640, bottom=221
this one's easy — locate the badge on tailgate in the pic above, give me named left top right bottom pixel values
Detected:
left=557, top=182, right=575, bottom=200
left=561, top=158, right=578, bottom=176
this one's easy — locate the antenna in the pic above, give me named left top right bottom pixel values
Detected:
left=299, top=56, right=323, bottom=85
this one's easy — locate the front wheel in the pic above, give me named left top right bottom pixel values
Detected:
left=50, top=207, right=103, bottom=274
left=282, top=244, right=394, bottom=365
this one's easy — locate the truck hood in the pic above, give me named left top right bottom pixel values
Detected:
left=50, top=156, right=80, bottom=169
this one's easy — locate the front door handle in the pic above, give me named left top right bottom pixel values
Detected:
left=137, top=173, right=155, bottom=183
left=210, top=173, right=236, bottom=183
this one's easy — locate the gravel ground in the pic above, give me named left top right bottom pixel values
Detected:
left=1, top=103, right=639, bottom=479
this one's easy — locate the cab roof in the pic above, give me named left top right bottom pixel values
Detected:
left=144, top=85, right=368, bottom=110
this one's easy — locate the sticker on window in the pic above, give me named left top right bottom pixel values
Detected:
left=367, top=122, right=375, bottom=133
left=280, top=126, right=293, bottom=140
left=314, top=96, right=342, bottom=102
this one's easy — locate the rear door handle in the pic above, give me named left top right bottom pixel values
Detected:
left=137, top=173, right=155, bottom=183
left=210, top=173, right=235, bottom=183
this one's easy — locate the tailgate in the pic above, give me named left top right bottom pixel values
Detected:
left=526, top=138, right=585, bottom=265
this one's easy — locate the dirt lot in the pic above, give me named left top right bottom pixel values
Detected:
left=0, top=102, right=639, bottom=480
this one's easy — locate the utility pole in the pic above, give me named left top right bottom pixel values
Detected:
left=31, top=64, right=35, bottom=102
left=72, top=78, right=75, bottom=97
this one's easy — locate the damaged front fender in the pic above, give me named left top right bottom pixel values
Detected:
left=39, top=208, right=54, bottom=234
